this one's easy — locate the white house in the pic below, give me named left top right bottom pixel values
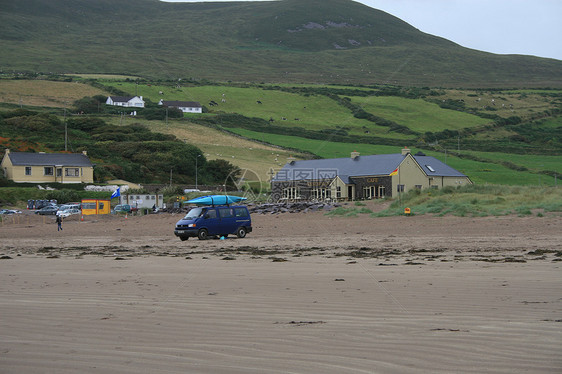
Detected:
left=106, top=96, right=145, bottom=108
left=158, top=100, right=202, bottom=113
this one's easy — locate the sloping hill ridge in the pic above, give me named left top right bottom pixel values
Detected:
left=1, top=0, right=561, bottom=87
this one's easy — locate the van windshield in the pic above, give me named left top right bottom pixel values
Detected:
left=183, top=207, right=204, bottom=219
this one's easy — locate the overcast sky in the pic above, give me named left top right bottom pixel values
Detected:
left=161, top=0, right=562, bottom=61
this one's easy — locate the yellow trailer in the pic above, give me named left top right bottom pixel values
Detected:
left=81, top=199, right=110, bottom=215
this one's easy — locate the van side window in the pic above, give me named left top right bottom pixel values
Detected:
left=234, top=208, right=248, bottom=217
left=205, top=209, right=217, bottom=219
left=218, top=208, right=233, bottom=218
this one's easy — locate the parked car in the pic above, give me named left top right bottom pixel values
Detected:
left=58, top=203, right=81, bottom=211
left=57, top=204, right=81, bottom=215
left=113, top=204, right=132, bottom=214
left=0, top=209, right=22, bottom=215
left=35, top=206, right=59, bottom=215
left=174, top=205, right=252, bottom=241
left=58, top=208, right=81, bottom=218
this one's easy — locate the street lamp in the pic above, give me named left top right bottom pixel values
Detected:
left=195, top=154, right=201, bottom=190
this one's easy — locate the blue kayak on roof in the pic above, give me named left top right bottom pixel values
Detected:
left=186, top=195, right=246, bottom=206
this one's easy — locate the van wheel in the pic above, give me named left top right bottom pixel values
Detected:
left=198, top=229, right=209, bottom=240
left=236, top=227, right=247, bottom=238
left=180, top=237, right=189, bottom=241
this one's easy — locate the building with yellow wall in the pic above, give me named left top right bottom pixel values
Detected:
left=1, top=149, right=94, bottom=184
left=271, top=147, right=472, bottom=201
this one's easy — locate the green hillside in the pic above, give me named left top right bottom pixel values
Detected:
left=1, top=77, right=560, bottom=188
left=1, top=0, right=561, bottom=87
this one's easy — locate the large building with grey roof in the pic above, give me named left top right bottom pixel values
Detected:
left=1, top=149, right=94, bottom=184
left=270, top=147, right=472, bottom=201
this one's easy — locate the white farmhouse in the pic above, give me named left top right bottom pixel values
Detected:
left=158, top=100, right=202, bottom=113
left=106, top=96, right=145, bottom=108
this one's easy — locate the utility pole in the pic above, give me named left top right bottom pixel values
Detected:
left=169, top=168, right=173, bottom=186
left=195, top=154, right=201, bottom=190
left=457, top=136, right=460, bottom=152
left=64, top=104, right=67, bottom=151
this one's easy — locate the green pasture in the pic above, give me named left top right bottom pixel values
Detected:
left=351, top=95, right=490, bottom=132
left=534, top=116, right=562, bottom=129
left=101, top=81, right=412, bottom=139
left=461, top=151, right=562, bottom=175
left=433, top=89, right=560, bottom=119
left=228, top=127, right=403, bottom=158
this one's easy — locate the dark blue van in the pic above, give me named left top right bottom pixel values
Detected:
left=174, top=205, right=252, bottom=241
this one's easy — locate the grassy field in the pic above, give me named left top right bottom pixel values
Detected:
left=0, top=80, right=109, bottom=108
left=326, top=184, right=562, bottom=217
left=105, top=115, right=307, bottom=184
left=461, top=151, right=562, bottom=175
left=105, top=81, right=410, bottom=138
left=377, top=184, right=562, bottom=217
left=350, top=95, right=490, bottom=132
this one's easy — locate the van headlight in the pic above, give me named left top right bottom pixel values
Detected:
left=188, top=223, right=196, bottom=228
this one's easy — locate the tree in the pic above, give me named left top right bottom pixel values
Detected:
left=203, top=159, right=241, bottom=186
left=73, top=96, right=106, bottom=114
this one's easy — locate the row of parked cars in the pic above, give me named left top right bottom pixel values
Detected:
left=34, top=203, right=82, bottom=217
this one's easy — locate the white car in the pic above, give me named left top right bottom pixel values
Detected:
left=0, top=209, right=22, bottom=215
left=58, top=208, right=81, bottom=218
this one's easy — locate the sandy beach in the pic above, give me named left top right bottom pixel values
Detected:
left=1, top=206, right=561, bottom=373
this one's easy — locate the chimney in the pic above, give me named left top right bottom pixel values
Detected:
left=82, top=150, right=88, bottom=156
left=287, top=156, right=296, bottom=165
left=351, top=151, right=360, bottom=160
left=401, top=147, right=411, bottom=156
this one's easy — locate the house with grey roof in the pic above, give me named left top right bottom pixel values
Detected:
left=105, top=96, right=145, bottom=108
left=271, top=147, right=472, bottom=201
left=158, top=100, right=202, bottom=113
left=1, top=149, right=94, bottom=184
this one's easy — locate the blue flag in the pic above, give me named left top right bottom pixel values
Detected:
left=111, top=187, right=120, bottom=199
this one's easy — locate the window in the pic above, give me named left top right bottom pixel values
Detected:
left=57, top=168, right=62, bottom=177
left=363, top=186, right=372, bottom=199
left=205, top=209, right=217, bottom=219
left=283, top=187, right=299, bottom=199
left=336, top=186, right=341, bottom=198
left=431, top=185, right=439, bottom=190
left=44, top=167, right=53, bottom=176
left=234, top=208, right=248, bottom=217
left=426, top=165, right=436, bottom=172
left=25, top=167, right=32, bottom=175
left=65, top=168, right=79, bottom=177
left=99, top=202, right=104, bottom=209
left=397, top=184, right=405, bottom=192
left=415, top=185, right=422, bottom=189
left=219, top=208, right=233, bottom=218
left=312, top=188, right=330, bottom=200
left=378, top=186, right=386, bottom=197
